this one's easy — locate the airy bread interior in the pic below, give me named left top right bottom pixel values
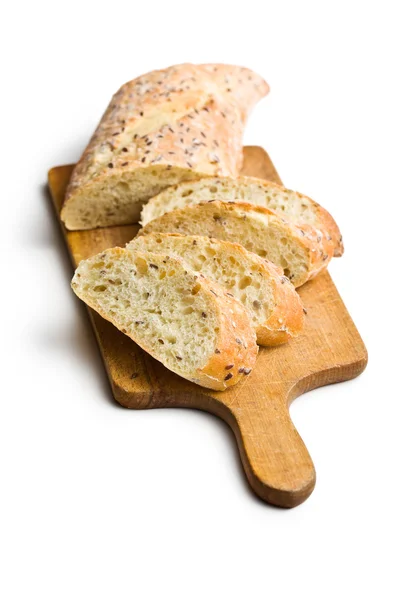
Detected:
left=61, top=166, right=202, bottom=230
left=139, top=202, right=313, bottom=287
left=127, top=233, right=302, bottom=345
left=140, top=175, right=343, bottom=256
left=71, top=249, right=219, bottom=376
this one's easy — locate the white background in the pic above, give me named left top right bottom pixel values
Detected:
left=2, top=1, right=399, bottom=598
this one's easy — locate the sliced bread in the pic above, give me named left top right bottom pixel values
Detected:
left=127, top=233, right=304, bottom=346
left=138, top=201, right=335, bottom=287
left=61, top=64, right=268, bottom=230
left=71, top=248, right=258, bottom=391
left=140, top=175, right=343, bottom=256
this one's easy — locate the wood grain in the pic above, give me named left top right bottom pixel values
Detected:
left=48, top=146, right=367, bottom=508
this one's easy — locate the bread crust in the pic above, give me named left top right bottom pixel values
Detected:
left=139, top=201, right=335, bottom=287
left=71, top=247, right=258, bottom=391
left=140, top=175, right=343, bottom=257
left=127, top=232, right=304, bottom=345
left=61, top=64, right=268, bottom=230
left=196, top=274, right=258, bottom=390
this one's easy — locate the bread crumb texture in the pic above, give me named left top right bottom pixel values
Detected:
left=128, top=233, right=304, bottom=345
left=140, top=175, right=343, bottom=257
left=139, top=201, right=335, bottom=287
left=71, top=247, right=258, bottom=390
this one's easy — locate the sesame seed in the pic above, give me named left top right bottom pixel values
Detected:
left=108, top=163, right=114, bottom=168
left=225, top=364, right=234, bottom=370
left=224, top=373, right=233, bottom=381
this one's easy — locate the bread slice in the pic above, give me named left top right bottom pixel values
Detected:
left=61, top=63, right=268, bottom=230
left=139, top=201, right=335, bottom=287
left=140, top=175, right=343, bottom=257
left=71, top=248, right=258, bottom=390
left=127, top=233, right=304, bottom=346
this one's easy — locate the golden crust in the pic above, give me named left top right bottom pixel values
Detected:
left=139, top=200, right=336, bottom=287
left=61, top=64, right=268, bottom=229
left=258, top=268, right=305, bottom=346
left=71, top=247, right=257, bottom=391
left=196, top=275, right=258, bottom=390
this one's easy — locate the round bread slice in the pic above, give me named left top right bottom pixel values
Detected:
left=140, top=175, right=343, bottom=257
left=127, top=233, right=304, bottom=346
left=71, top=248, right=258, bottom=391
left=139, top=201, right=335, bottom=287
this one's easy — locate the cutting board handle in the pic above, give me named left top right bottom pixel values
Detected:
left=230, top=385, right=315, bottom=508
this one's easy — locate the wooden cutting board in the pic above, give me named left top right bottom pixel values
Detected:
left=48, top=146, right=367, bottom=508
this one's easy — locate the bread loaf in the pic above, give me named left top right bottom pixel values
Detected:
left=140, top=175, right=343, bottom=256
left=127, top=233, right=304, bottom=346
left=71, top=248, right=258, bottom=390
left=139, top=201, right=335, bottom=287
left=61, top=64, right=268, bottom=230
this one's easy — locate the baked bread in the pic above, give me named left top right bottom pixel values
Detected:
left=138, top=201, right=335, bottom=287
left=127, top=233, right=304, bottom=346
left=71, top=248, right=258, bottom=390
left=140, top=175, right=343, bottom=256
left=61, top=64, right=268, bottom=230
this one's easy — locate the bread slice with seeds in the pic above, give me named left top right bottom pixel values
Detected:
left=140, top=175, right=343, bottom=256
left=127, top=233, right=304, bottom=346
left=61, top=63, right=268, bottom=230
left=139, top=201, right=335, bottom=287
left=71, top=248, right=258, bottom=390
